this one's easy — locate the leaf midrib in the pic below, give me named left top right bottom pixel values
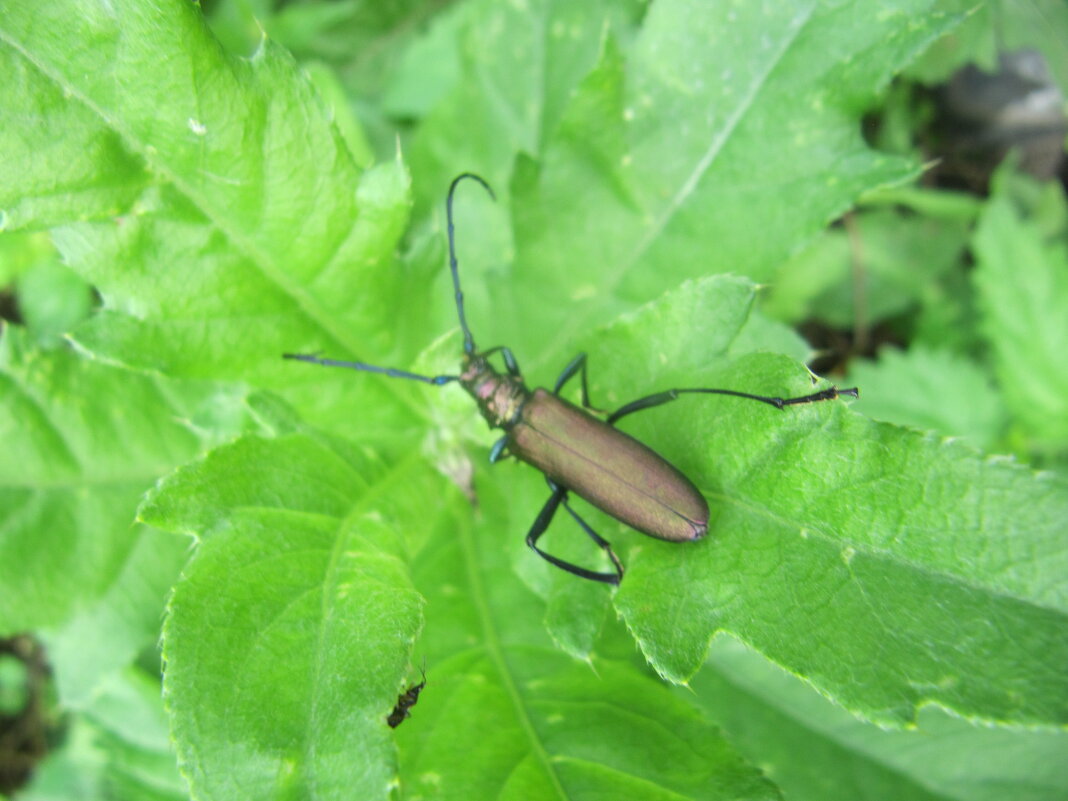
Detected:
left=457, top=506, right=571, bottom=800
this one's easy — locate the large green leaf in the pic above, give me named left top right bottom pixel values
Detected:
left=143, top=429, right=780, bottom=801
left=505, top=0, right=957, bottom=360
left=0, top=329, right=230, bottom=635
left=142, top=275, right=1067, bottom=799
left=141, top=432, right=430, bottom=800
left=0, top=43, right=147, bottom=232
left=0, top=0, right=414, bottom=446
left=395, top=0, right=961, bottom=369
left=569, top=277, right=1068, bottom=727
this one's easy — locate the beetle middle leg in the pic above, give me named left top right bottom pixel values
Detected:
left=552, top=353, right=605, bottom=414
left=525, top=479, right=623, bottom=585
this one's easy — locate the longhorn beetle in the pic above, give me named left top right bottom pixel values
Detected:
left=285, top=173, right=857, bottom=584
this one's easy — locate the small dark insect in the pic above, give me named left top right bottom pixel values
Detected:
left=387, top=665, right=427, bottom=728
left=286, top=174, right=857, bottom=584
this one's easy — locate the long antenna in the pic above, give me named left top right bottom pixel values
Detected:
left=281, top=352, right=457, bottom=385
left=447, top=173, right=495, bottom=355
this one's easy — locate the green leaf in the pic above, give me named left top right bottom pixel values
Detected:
left=19, top=668, right=186, bottom=801
left=0, top=43, right=147, bottom=232
left=142, top=433, right=431, bottom=801
left=694, top=637, right=1068, bottom=801
left=142, top=428, right=784, bottom=801
left=404, top=476, right=781, bottom=801
left=0, top=329, right=239, bottom=635
left=501, top=0, right=960, bottom=362
left=972, top=173, right=1068, bottom=452
left=15, top=260, right=93, bottom=347
left=583, top=278, right=1068, bottom=727
left=847, top=346, right=1008, bottom=452
left=405, top=0, right=641, bottom=214
left=0, top=0, right=412, bottom=435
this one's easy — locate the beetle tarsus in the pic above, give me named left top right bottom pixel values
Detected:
left=778, top=386, right=859, bottom=406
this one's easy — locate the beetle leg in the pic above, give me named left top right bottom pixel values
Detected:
left=606, top=386, right=858, bottom=425
left=526, top=484, right=622, bottom=585
left=480, top=346, right=523, bottom=378
left=488, top=435, right=510, bottom=463
left=559, top=493, right=626, bottom=580
left=500, top=347, right=521, bottom=377
left=553, top=353, right=585, bottom=394
left=552, top=353, right=606, bottom=414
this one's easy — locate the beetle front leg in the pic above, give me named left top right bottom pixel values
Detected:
left=488, top=436, right=509, bottom=463
left=526, top=483, right=623, bottom=585
left=480, top=345, right=522, bottom=377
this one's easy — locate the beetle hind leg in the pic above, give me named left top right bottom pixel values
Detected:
left=525, top=481, right=623, bottom=585
left=560, top=494, right=625, bottom=579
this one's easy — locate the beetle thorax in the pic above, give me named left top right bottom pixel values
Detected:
left=460, top=354, right=529, bottom=430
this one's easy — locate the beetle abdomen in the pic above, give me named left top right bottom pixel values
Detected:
left=509, top=389, right=710, bottom=542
